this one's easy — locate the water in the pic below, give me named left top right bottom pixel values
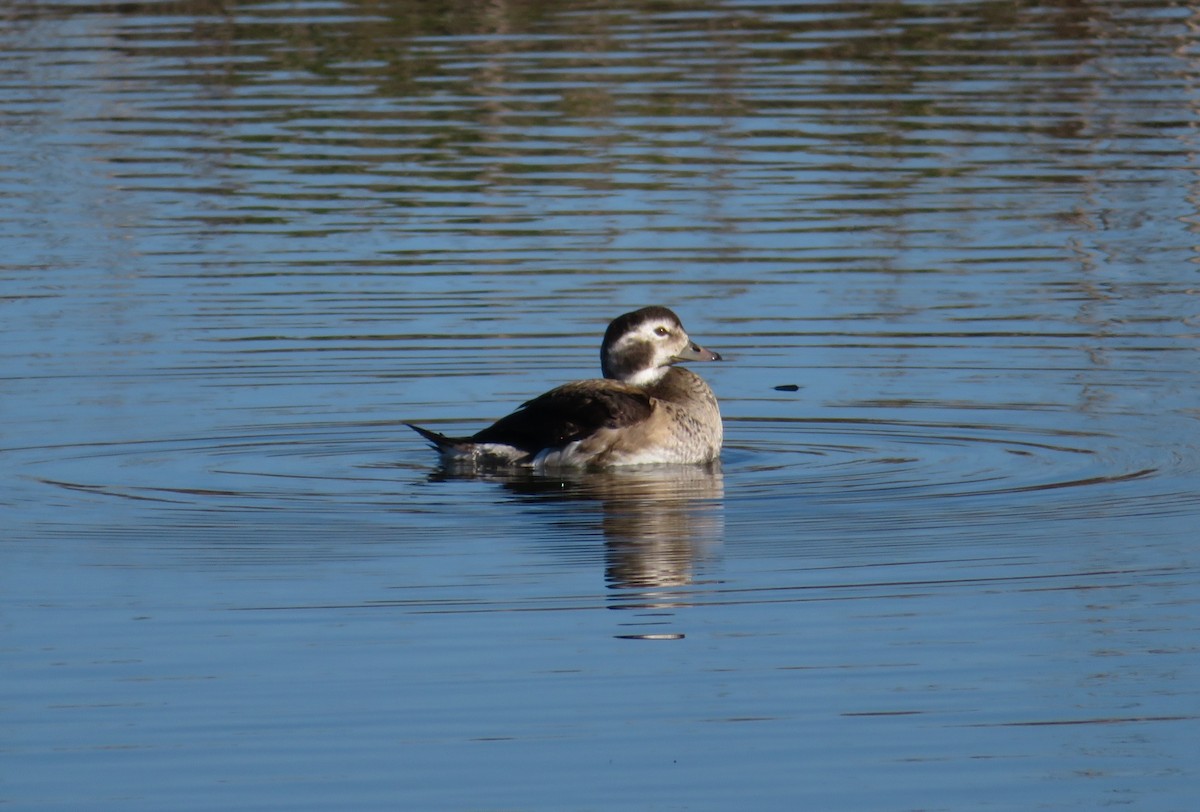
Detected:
left=3, top=1, right=1199, bottom=809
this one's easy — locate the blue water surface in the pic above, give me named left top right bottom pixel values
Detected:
left=3, top=1, right=1198, bottom=810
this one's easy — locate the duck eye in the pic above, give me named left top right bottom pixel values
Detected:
left=654, top=326, right=670, bottom=337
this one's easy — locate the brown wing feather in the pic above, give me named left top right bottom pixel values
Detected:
left=470, top=380, right=654, bottom=455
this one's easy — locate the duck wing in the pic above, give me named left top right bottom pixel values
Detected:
left=470, top=380, right=654, bottom=455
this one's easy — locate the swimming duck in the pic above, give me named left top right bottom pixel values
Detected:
left=407, top=306, right=723, bottom=468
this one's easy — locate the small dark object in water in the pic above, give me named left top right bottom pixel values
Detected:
left=774, top=384, right=800, bottom=392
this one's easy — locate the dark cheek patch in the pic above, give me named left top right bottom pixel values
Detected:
left=608, top=343, right=655, bottom=380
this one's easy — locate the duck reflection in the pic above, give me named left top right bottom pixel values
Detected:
left=429, top=462, right=724, bottom=602
left=586, top=463, right=724, bottom=594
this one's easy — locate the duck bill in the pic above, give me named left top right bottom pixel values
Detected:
left=673, top=341, right=722, bottom=363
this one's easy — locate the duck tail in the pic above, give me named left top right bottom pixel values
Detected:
left=407, top=422, right=533, bottom=466
left=405, top=423, right=466, bottom=453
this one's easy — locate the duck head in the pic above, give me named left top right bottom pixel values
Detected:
left=600, top=306, right=722, bottom=385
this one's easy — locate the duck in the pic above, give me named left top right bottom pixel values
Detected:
left=407, top=306, right=723, bottom=468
